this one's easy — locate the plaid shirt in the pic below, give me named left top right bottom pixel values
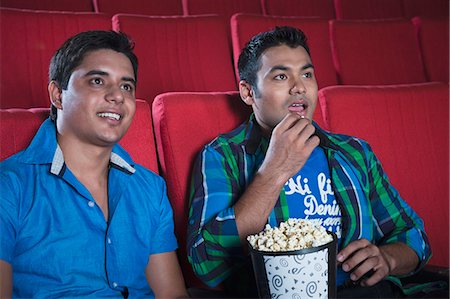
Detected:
left=187, top=115, right=431, bottom=290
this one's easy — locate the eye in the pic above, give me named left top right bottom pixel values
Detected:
left=90, top=77, right=103, bottom=85
left=303, top=71, right=314, bottom=79
left=121, top=83, right=135, bottom=93
left=274, top=74, right=287, bottom=80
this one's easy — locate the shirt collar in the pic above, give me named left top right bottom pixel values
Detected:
left=242, top=113, right=339, bottom=154
left=22, top=118, right=136, bottom=175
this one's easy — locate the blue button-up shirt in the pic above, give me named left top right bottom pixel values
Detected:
left=0, top=119, right=178, bottom=298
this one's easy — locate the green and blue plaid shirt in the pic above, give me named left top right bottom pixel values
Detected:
left=187, top=115, right=431, bottom=291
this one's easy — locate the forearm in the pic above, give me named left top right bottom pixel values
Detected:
left=0, top=260, right=12, bottom=298
left=380, top=242, right=419, bottom=276
left=234, top=169, right=286, bottom=241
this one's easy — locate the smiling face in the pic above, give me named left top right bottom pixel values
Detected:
left=50, top=49, right=136, bottom=148
left=240, top=45, right=318, bottom=134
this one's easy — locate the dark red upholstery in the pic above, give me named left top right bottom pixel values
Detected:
left=333, top=0, right=404, bottom=20
left=0, top=8, right=112, bottom=109
left=152, top=91, right=252, bottom=288
left=0, top=100, right=159, bottom=173
left=113, top=15, right=237, bottom=106
left=319, top=82, right=449, bottom=267
left=413, top=17, right=449, bottom=83
left=0, top=0, right=93, bottom=11
left=93, top=0, right=183, bottom=15
left=330, top=19, right=426, bottom=85
left=231, top=14, right=338, bottom=90
left=403, top=0, right=450, bottom=18
left=182, top=0, right=262, bottom=18
left=263, top=0, right=335, bottom=18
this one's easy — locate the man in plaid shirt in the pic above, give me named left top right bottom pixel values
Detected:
left=187, top=26, right=430, bottom=297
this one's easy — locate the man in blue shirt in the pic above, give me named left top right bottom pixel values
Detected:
left=0, top=30, right=187, bottom=298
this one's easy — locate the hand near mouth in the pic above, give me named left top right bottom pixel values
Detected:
left=257, top=112, right=320, bottom=187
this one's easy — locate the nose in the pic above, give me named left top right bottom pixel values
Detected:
left=105, top=85, right=124, bottom=104
left=289, top=77, right=306, bottom=95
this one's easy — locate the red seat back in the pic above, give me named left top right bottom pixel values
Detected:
left=0, top=100, right=159, bottom=173
left=0, top=8, right=112, bottom=108
left=413, top=17, right=449, bottom=83
left=231, top=14, right=338, bottom=90
left=113, top=15, right=237, bottom=106
left=263, top=0, right=335, bottom=18
left=333, top=0, right=404, bottom=20
left=0, top=0, right=93, bottom=11
left=319, top=82, right=449, bottom=267
left=152, top=91, right=252, bottom=287
left=403, top=0, right=450, bottom=18
left=93, top=0, right=183, bottom=15
left=330, top=19, right=426, bottom=85
left=182, top=0, right=262, bottom=18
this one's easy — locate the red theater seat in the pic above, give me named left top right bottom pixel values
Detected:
left=182, top=0, right=262, bottom=18
left=413, top=17, right=449, bottom=83
left=231, top=14, right=338, bottom=89
left=152, top=91, right=251, bottom=288
left=0, top=100, right=159, bottom=173
left=113, top=15, right=237, bottom=105
left=263, top=0, right=335, bottom=18
left=0, top=0, right=93, bottom=12
left=403, top=0, right=450, bottom=18
left=333, top=0, right=404, bottom=20
left=0, top=8, right=112, bottom=109
left=319, top=82, right=449, bottom=267
left=93, top=0, right=183, bottom=16
left=330, top=19, right=426, bottom=85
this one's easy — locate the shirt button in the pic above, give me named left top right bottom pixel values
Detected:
left=113, top=282, right=118, bottom=288
left=88, top=201, right=95, bottom=208
left=107, top=238, right=112, bottom=244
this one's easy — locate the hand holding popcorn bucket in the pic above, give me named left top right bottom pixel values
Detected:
left=247, top=219, right=337, bottom=298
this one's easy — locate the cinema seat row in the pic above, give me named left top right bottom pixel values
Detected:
left=1, top=82, right=448, bottom=289
left=1, top=0, right=448, bottom=19
left=0, top=8, right=448, bottom=109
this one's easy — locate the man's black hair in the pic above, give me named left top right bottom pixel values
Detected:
left=48, top=30, right=138, bottom=120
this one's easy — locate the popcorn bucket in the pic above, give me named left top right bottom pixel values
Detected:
left=248, top=232, right=337, bottom=299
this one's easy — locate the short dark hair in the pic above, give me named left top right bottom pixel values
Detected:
left=48, top=30, right=138, bottom=120
left=237, top=26, right=310, bottom=89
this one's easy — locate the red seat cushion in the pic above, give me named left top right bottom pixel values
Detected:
left=152, top=91, right=252, bottom=287
left=413, top=17, right=449, bottom=83
left=231, top=14, right=338, bottom=90
left=319, top=82, right=449, bottom=267
left=113, top=15, right=237, bottom=106
left=333, top=0, right=404, bottom=20
left=330, top=19, right=426, bottom=85
left=0, top=8, right=112, bottom=108
left=93, top=0, right=183, bottom=15
left=0, top=100, right=158, bottom=173
left=263, top=0, right=335, bottom=18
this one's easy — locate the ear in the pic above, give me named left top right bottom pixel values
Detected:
left=239, top=80, right=255, bottom=106
left=48, top=81, right=63, bottom=109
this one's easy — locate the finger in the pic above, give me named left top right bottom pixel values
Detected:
left=337, top=238, right=371, bottom=263
left=348, top=257, right=376, bottom=281
left=342, top=244, right=376, bottom=273
left=360, top=267, right=388, bottom=287
left=274, top=113, right=306, bottom=133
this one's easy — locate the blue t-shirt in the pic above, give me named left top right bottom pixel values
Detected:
left=284, top=147, right=349, bottom=286
left=0, top=119, right=178, bottom=298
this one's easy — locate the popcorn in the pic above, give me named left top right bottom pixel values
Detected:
left=247, top=218, right=333, bottom=252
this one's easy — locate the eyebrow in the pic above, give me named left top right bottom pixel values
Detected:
left=268, top=63, right=315, bottom=73
left=85, top=70, right=136, bottom=86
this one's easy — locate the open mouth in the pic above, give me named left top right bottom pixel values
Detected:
left=97, top=112, right=121, bottom=121
left=288, top=102, right=308, bottom=115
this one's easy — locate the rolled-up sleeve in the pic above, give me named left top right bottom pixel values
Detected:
left=187, top=144, right=244, bottom=287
